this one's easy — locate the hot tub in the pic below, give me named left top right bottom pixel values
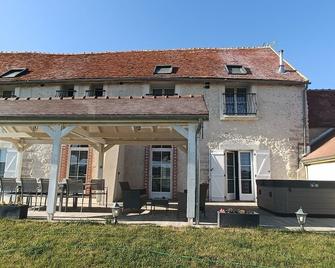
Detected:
left=256, top=179, right=335, bottom=216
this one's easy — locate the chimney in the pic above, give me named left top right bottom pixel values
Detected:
left=278, top=49, right=285, bottom=74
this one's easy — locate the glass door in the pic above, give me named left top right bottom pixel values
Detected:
left=238, top=151, right=254, bottom=201
left=226, top=152, right=236, bottom=200
left=149, top=146, right=172, bottom=199
left=68, top=145, right=89, bottom=182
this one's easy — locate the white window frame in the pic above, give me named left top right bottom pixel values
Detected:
left=67, top=145, right=89, bottom=181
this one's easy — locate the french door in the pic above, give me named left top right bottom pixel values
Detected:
left=68, top=145, right=89, bottom=182
left=226, top=152, right=236, bottom=200
left=149, top=146, right=172, bottom=199
left=238, top=151, right=254, bottom=201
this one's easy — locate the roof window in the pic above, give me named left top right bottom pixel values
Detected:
left=154, top=65, right=173, bottom=74
left=226, top=65, right=248, bottom=75
left=0, top=68, right=27, bottom=78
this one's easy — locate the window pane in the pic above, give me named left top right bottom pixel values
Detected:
left=152, top=179, right=161, bottom=192
left=227, top=153, right=234, bottom=165
left=161, top=152, right=171, bottom=163
left=161, top=179, right=170, bottom=192
left=161, top=167, right=170, bottom=179
left=241, top=167, right=251, bottom=180
left=225, top=93, right=235, bottom=114
left=152, top=167, right=161, bottom=178
left=152, top=151, right=161, bottom=163
left=164, top=88, right=175, bottom=96
left=240, top=153, right=251, bottom=166
left=152, top=89, right=163, bottom=96
left=241, top=181, right=252, bottom=194
left=228, top=179, right=235, bottom=193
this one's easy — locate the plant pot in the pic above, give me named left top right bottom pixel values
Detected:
left=217, top=211, right=260, bottom=228
left=0, top=205, right=29, bottom=219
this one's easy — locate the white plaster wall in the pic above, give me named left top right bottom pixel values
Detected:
left=21, top=144, right=52, bottom=178
left=7, top=81, right=305, bottom=198
left=176, top=82, right=305, bottom=182
left=307, top=163, right=335, bottom=180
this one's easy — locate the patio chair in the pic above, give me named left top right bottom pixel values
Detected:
left=200, top=183, right=209, bottom=216
left=65, top=179, right=86, bottom=212
left=90, top=179, right=108, bottom=207
left=20, top=178, right=39, bottom=209
left=38, top=178, right=49, bottom=210
left=0, top=178, right=18, bottom=204
left=119, top=181, right=147, bottom=211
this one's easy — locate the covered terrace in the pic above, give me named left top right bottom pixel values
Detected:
left=0, top=95, right=208, bottom=224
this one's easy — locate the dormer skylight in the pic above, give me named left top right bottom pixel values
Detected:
left=0, top=68, right=27, bottom=78
left=154, top=65, right=173, bottom=74
left=226, top=65, right=248, bottom=75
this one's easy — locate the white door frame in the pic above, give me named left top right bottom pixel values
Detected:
left=238, top=151, right=255, bottom=201
left=67, top=145, right=89, bottom=181
left=149, top=146, right=173, bottom=199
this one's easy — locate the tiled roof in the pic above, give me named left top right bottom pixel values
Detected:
left=0, top=95, right=208, bottom=121
left=0, top=47, right=307, bottom=83
left=307, top=90, right=335, bottom=128
left=303, top=136, right=335, bottom=162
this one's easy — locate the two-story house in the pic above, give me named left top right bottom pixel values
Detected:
left=0, top=46, right=308, bottom=221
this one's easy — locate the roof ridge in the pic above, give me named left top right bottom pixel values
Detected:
left=0, top=45, right=272, bottom=55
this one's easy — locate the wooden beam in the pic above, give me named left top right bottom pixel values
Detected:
left=71, top=127, right=106, bottom=144
left=173, top=126, right=188, bottom=139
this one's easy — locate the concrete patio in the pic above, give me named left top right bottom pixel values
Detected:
left=26, top=201, right=335, bottom=231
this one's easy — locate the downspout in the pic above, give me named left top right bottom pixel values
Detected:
left=195, top=119, right=203, bottom=225
left=303, top=83, right=309, bottom=154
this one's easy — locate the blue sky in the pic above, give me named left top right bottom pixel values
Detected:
left=0, top=0, right=334, bottom=88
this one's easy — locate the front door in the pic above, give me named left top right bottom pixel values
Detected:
left=238, top=151, right=254, bottom=201
left=149, top=146, right=172, bottom=199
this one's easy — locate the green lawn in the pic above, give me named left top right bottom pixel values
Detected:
left=0, top=220, right=334, bottom=267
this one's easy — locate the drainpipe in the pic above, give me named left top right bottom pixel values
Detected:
left=303, top=83, right=308, bottom=154
left=195, top=120, right=203, bottom=225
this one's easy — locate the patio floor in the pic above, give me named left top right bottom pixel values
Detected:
left=25, top=199, right=335, bottom=231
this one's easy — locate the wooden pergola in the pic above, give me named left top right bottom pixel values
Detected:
left=0, top=95, right=208, bottom=224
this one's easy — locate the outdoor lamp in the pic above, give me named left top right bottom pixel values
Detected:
left=295, top=207, right=308, bottom=231
left=111, top=202, right=122, bottom=224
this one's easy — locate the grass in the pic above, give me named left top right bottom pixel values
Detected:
left=0, top=220, right=334, bottom=267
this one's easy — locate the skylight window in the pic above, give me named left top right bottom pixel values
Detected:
left=226, top=65, right=248, bottom=75
left=0, top=68, right=27, bottom=78
left=154, top=65, right=173, bottom=74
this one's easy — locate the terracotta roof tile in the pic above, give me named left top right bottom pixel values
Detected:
left=0, top=47, right=306, bottom=83
left=303, top=136, right=335, bottom=162
left=0, top=95, right=208, bottom=121
left=307, top=90, right=335, bottom=128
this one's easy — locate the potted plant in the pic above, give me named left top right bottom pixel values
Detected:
left=217, top=208, right=260, bottom=228
left=0, top=198, right=29, bottom=219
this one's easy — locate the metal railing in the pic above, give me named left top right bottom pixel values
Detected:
left=55, top=89, right=76, bottom=98
left=85, top=89, right=105, bottom=97
left=222, top=93, right=257, bottom=115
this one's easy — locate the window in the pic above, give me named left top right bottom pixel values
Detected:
left=0, top=68, right=27, bottom=78
left=226, top=65, right=248, bottom=75
left=68, top=145, right=88, bottom=181
left=223, top=88, right=256, bottom=115
left=151, top=88, right=175, bottom=96
left=86, top=84, right=105, bottom=97
left=0, top=149, right=6, bottom=178
left=0, top=90, right=15, bottom=98
left=154, top=65, right=173, bottom=74
left=56, top=85, right=76, bottom=97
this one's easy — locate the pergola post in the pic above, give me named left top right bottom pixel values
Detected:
left=41, top=125, right=75, bottom=221
left=16, top=150, right=23, bottom=181
left=186, top=124, right=197, bottom=224
left=97, top=144, right=104, bottom=179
